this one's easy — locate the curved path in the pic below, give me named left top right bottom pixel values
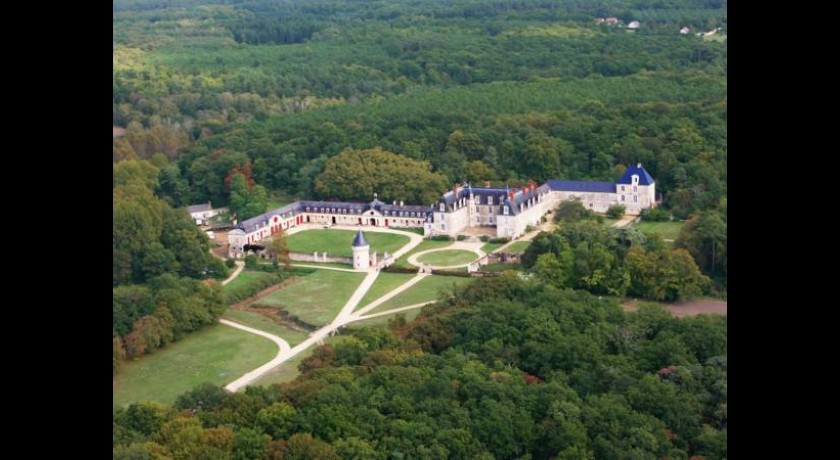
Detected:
left=221, top=319, right=292, bottom=392
left=221, top=261, right=245, bottom=285
left=407, top=241, right=485, bottom=269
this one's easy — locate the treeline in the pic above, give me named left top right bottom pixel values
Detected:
left=113, top=158, right=228, bottom=375
left=113, top=274, right=726, bottom=458
left=522, top=201, right=710, bottom=300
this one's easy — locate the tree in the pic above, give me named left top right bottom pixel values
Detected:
left=554, top=199, right=593, bottom=223
left=676, top=210, right=727, bottom=278
left=284, top=434, right=339, bottom=460
left=606, top=204, right=626, bottom=219
left=256, top=402, right=298, bottom=439
left=314, top=147, right=448, bottom=204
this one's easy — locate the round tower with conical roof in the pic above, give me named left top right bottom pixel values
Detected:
left=351, top=230, right=370, bottom=271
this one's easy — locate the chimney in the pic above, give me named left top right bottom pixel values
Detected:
left=637, top=163, right=642, bottom=168
left=393, top=200, right=396, bottom=205
left=400, top=200, right=404, bottom=207
left=485, top=181, right=490, bottom=188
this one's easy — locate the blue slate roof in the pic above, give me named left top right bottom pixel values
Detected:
left=617, top=164, right=654, bottom=185
left=352, top=230, right=369, bottom=247
left=547, top=180, right=616, bottom=193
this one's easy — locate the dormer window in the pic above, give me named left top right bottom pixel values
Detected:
left=439, top=203, right=445, bottom=212
left=631, top=174, right=639, bottom=185
left=504, top=205, right=509, bottom=215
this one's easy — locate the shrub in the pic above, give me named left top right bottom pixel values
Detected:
left=488, top=237, right=510, bottom=244
left=225, top=258, right=236, bottom=269
left=430, top=235, right=453, bottom=241
left=244, top=255, right=259, bottom=269
left=641, top=207, right=670, bottom=222
left=456, top=234, right=467, bottom=241
left=606, top=204, right=626, bottom=219
left=480, top=235, right=490, bottom=242
left=525, top=224, right=535, bottom=232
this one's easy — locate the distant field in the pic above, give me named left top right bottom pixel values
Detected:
left=504, top=241, right=532, bottom=254
left=253, top=270, right=364, bottom=326
left=287, top=229, right=409, bottom=258
left=417, top=250, right=478, bottom=267
left=481, top=262, right=522, bottom=272
left=392, top=240, right=453, bottom=268
left=222, top=309, right=310, bottom=346
left=633, top=221, right=685, bottom=241
left=113, top=324, right=276, bottom=407
left=369, top=275, right=473, bottom=313
left=356, top=272, right=416, bottom=310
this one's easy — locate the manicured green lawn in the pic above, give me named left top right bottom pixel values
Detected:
left=504, top=241, right=532, bottom=254
left=481, top=262, right=523, bottom=272
left=287, top=229, right=410, bottom=258
left=369, top=275, right=473, bottom=313
left=291, top=261, right=353, bottom=270
left=253, top=270, right=365, bottom=327
left=356, top=273, right=416, bottom=310
left=633, top=221, right=685, bottom=241
left=481, top=242, right=505, bottom=253
left=223, top=310, right=310, bottom=346
left=392, top=240, right=453, bottom=268
left=417, top=250, right=478, bottom=267
left=223, top=270, right=280, bottom=304
left=113, top=324, right=277, bottom=407
left=250, top=336, right=350, bottom=387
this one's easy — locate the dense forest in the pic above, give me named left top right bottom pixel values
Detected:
left=113, top=158, right=229, bottom=375
left=114, top=275, right=727, bottom=459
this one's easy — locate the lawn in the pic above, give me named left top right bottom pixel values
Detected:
left=253, top=270, right=365, bottom=327
left=351, top=308, right=423, bottom=328
left=481, top=262, right=523, bottom=272
left=369, top=275, right=474, bottom=314
left=290, top=261, right=353, bottom=270
left=480, top=242, right=506, bottom=253
left=504, top=241, right=532, bottom=254
left=223, top=270, right=280, bottom=304
left=113, top=324, right=277, bottom=407
left=250, top=336, right=350, bottom=387
left=222, top=309, right=310, bottom=346
left=392, top=239, right=453, bottom=268
left=417, top=250, right=478, bottom=267
left=286, top=229, right=410, bottom=258
left=356, top=272, right=416, bottom=310
left=602, top=218, right=620, bottom=228
left=633, top=221, right=685, bottom=241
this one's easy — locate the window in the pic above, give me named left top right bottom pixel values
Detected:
left=621, top=195, right=625, bottom=202
left=631, top=175, right=639, bottom=185
left=504, top=206, right=509, bottom=215
left=489, top=196, right=493, bottom=205
left=634, top=195, right=638, bottom=202
left=440, top=203, right=445, bottom=212
left=633, top=186, right=637, bottom=192
left=621, top=185, right=625, bottom=191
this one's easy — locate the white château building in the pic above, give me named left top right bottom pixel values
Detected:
left=227, top=164, right=656, bottom=257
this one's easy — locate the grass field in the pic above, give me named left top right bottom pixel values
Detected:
left=222, top=310, right=310, bottom=346
left=481, top=262, right=523, bottom=272
left=352, top=308, right=423, bottom=328
left=250, top=336, right=350, bottom=387
left=633, top=221, right=685, bottom=241
left=481, top=242, right=506, bottom=253
left=291, top=261, right=353, bottom=269
left=392, top=240, right=453, bottom=268
left=113, top=324, right=277, bottom=407
left=356, top=272, right=416, bottom=310
left=253, top=270, right=365, bottom=326
left=223, top=270, right=280, bottom=303
left=287, top=229, right=409, bottom=258
left=369, top=275, right=473, bottom=314
left=417, top=250, right=478, bottom=267
left=602, top=218, right=620, bottom=228
left=504, top=241, right=532, bottom=254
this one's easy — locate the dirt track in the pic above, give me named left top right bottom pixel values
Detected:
left=623, top=298, right=727, bottom=317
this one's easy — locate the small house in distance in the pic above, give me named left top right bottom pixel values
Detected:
left=187, top=202, right=224, bottom=226
left=680, top=26, right=691, bottom=34
left=627, top=21, right=641, bottom=29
